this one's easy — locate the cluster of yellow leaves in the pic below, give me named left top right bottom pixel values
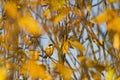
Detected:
left=49, top=0, right=66, bottom=11
left=107, top=17, right=120, bottom=32
left=106, top=68, right=114, bottom=80
left=113, top=33, right=120, bottom=49
left=53, top=7, right=70, bottom=23
left=69, top=40, right=85, bottom=52
left=92, top=9, right=120, bottom=32
left=0, top=67, right=7, bottom=80
left=18, top=16, right=41, bottom=36
left=62, top=41, right=69, bottom=54
left=56, top=63, right=72, bottom=80
left=21, top=60, right=52, bottom=79
left=27, top=50, right=40, bottom=60
left=92, top=9, right=120, bottom=49
left=4, top=1, right=17, bottom=19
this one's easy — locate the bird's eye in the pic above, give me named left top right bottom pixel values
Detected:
left=48, top=44, right=53, bottom=47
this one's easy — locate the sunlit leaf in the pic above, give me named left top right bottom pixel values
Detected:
left=49, top=0, right=66, bottom=11
left=56, top=63, right=72, bottom=80
left=92, top=9, right=117, bottom=25
left=108, top=0, right=116, bottom=3
left=94, top=63, right=106, bottom=73
left=24, top=0, right=47, bottom=6
left=21, top=60, right=50, bottom=79
left=62, top=41, right=69, bottom=54
left=86, top=60, right=97, bottom=68
left=118, top=52, right=120, bottom=59
left=4, top=1, right=17, bottom=18
left=44, top=8, right=51, bottom=20
left=82, top=77, right=89, bottom=80
left=69, top=40, right=85, bottom=52
left=113, top=33, right=119, bottom=49
left=86, top=5, right=91, bottom=12
left=53, top=7, right=70, bottom=23
left=106, top=68, right=114, bottom=80
left=115, top=76, right=120, bottom=80
left=92, top=12, right=107, bottom=24
left=0, top=67, right=7, bottom=80
left=77, top=55, right=86, bottom=62
left=72, top=7, right=84, bottom=17
left=27, top=50, right=40, bottom=60
left=18, top=16, right=42, bottom=36
left=53, top=14, right=64, bottom=23
left=107, top=17, right=120, bottom=32
left=44, top=73, right=53, bottom=80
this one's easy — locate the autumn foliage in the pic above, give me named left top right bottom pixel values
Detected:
left=0, top=0, right=120, bottom=80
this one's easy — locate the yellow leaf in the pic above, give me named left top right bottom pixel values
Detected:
left=18, top=16, right=41, bottom=36
left=115, top=76, right=120, bottom=80
left=56, top=63, right=72, bottom=80
left=44, top=8, right=51, bottom=20
left=44, top=73, right=53, bottom=80
left=92, top=11, right=107, bottom=24
left=90, top=71, right=101, bottom=80
left=62, top=41, right=69, bottom=54
left=0, top=67, right=7, bottom=80
left=29, top=63, right=46, bottom=79
left=77, top=55, right=86, bottom=62
left=82, top=77, right=89, bottom=80
left=107, top=17, right=120, bottom=32
left=94, top=63, right=106, bottom=73
left=73, top=7, right=84, bottom=17
left=113, top=33, right=120, bottom=49
left=69, top=40, right=85, bottom=52
left=53, top=14, right=64, bottom=23
left=21, top=60, right=49, bottom=79
left=27, top=50, right=40, bottom=60
left=50, top=0, right=66, bottom=11
left=92, top=9, right=117, bottom=25
left=106, top=68, right=114, bottom=80
left=118, top=52, right=120, bottom=58
left=4, top=1, right=17, bottom=18
left=108, top=0, right=116, bottom=3
left=86, top=60, right=97, bottom=68
left=86, top=5, right=91, bottom=12
left=72, top=18, right=81, bottom=27
left=53, top=7, right=70, bottom=23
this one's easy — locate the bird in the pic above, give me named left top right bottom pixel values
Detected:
left=45, top=43, right=54, bottom=57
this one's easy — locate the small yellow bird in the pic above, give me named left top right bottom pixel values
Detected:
left=45, top=43, right=54, bottom=57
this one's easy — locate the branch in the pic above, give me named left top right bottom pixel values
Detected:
left=92, top=0, right=103, bottom=7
